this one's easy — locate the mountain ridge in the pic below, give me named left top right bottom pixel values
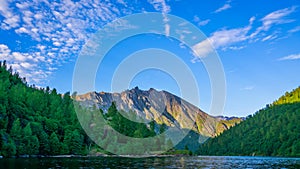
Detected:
left=75, top=86, right=242, bottom=138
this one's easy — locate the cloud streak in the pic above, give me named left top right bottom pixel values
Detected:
left=193, top=16, right=210, bottom=26
left=148, top=0, right=171, bottom=36
left=192, top=6, right=297, bottom=60
left=192, top=17, right=254, bottom=58
left=241, top=86, right=255, bottom=91
left=250, top=6, right=297, bottom=38
left=288, top=26, right=300, bottom=33
left=214, top=1, right=232, bottom=13
left=279, top=53, right=300, bottom=61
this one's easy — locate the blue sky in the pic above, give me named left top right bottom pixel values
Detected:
left=0, top=0, right=300, bottom=117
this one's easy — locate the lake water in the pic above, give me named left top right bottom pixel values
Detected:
left=0, top=156, right=299, bottom=169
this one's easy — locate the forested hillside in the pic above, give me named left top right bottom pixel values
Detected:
left=3, top=58, right=298, bottom=157
left=0, top=61, right=177, bottom=157
left=197, top=87, right=300, bottom=157
left=0, top=61, right=92, bottom=157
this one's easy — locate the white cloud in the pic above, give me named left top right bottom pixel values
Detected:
left=1, top=15, right=20, bottom=30
left=288, top=26, right=300, bottom=33
left=193, top=16, right=210, bottom=26
left=192, top=39, right=214, bottom=58
left=10, top=63, right=21, bottom=70
left=261, top=7, right=296, bottom=29
left=0, top=43, right=49, bottom=83
left=15, top=27, right=29, bottom=34
left=0, top=44, right=11, bottom=60
left=262, top=34, right=277, bottom=42
left=251, top=6, right=296, bottom=37
left=0, top=0, right=20, bottom=29
left=148, top=0, right=170, bottom=14
left=165, top=23, right=170, bottom=36
left=3, top=1, right=295, bottom=85
left=53, top=42, right=61, bottom=47
left=148, top=0, right=171, bottom=36
left=192, top=6, right=297, bottom=60
left=214, top=2, right=231, bottom=13
left=0, top=0, right=139, bottom=84
left=210, top=26, right=251, bottom=48
left=278, top=53, right=300, bottom=61
left=20, top=62, right=34, bottom=69
left=223, top=45, right=246, bottom=51
left=16, top=2, right=30, bottom=9
left=12, top=52, right=27, bottom=61
left=36, top=45, right=46, bottom=51
left=33, top=13, right=43, bottom=20
left=66, top=38, right=75, bottom=46
left=241, top=86, right=255, bottom=91
left=262, top=6, right=296, bottom=23
left=117, top=0, right=127, bottom=6
left=192, top=18, right=253, bottom=58
left=198, top=19, right=210, bottom=26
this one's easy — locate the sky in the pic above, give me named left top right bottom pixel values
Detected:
left=0, top=0, right=300, bottom=117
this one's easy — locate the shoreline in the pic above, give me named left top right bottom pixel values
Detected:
left=1, top=154, right=178, bottom=159
left=2, top=154, right=299, bottom=159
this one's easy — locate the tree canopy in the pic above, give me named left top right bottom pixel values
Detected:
left=0, top=62, right=174, bottom=157
left=197, top=87, right=300, bottom=157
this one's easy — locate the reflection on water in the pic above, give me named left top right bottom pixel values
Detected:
left=0, top=156, right=299, bottom=169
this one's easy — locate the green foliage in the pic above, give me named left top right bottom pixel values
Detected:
left=63, top=129, right=83, bottom=155
left=38, top=131, right=50, bottom=155
left=0, top=62, right=177, bottom=157
left=27, top=135, right=40, bottom=155
left=100, top=102, right=175, bottom=154
left=49, top=132, right=61, bottom=155
left=197, top=88, right=300, bottom=157
left=0, top=63, right=89, bottom=157
left=163, top=149, right=192, bottom=155
left=10, top=118, right=22, bottom=144
left=104, top=102, right=156, bottom=138
left=1, top=140, right=16, bottom=157
left=273, top=86, right=300, bottom=105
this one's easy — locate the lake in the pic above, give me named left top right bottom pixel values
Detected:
left=0, top=156, right=299, bottom=169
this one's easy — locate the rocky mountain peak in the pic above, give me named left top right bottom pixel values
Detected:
left=75, top=87, right=242, bottom=137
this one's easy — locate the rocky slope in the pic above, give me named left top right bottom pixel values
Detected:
left=75, top=87, right=242, bottom=137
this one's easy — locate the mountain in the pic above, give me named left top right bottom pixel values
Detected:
left=0, top=61, right=241, bottom=157
left=197, top=86, right=300, bottom=157
left=75, top=87, right=242, bottom=138
left=0, top=61, right=165, bottom=156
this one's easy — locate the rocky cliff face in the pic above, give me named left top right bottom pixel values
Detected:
left=75, top=87, right=241, bottom=137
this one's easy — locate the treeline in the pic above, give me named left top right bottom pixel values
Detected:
left=197, top=87, right=300, bottom=157
left=272, top=86, right=300, bottom=105
left=84, top=102, right=175, bottom=155
left=0, top=61, right=92, bottom=157
left=0, top=61, right=176, bottom=157
left=104, top=102, right=157, bottom=138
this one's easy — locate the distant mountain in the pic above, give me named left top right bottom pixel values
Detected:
left=75, top=87, right=242, bottom=138
left=197, top=86, right=300, bottom=157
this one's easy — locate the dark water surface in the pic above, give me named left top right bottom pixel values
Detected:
left=0, top=156, right=299, bottom=169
